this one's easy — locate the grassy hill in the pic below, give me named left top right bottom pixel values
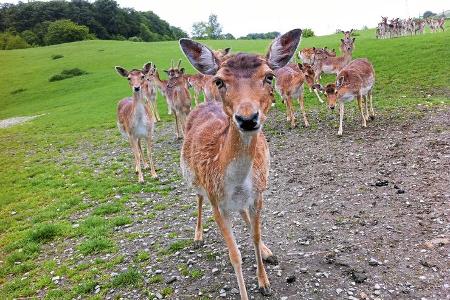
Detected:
left=0, top=24, right=449, bottom=299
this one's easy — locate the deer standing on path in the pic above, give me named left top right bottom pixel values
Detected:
left=275, top=63, right=315, bottom=128
left=142, top=62, right=160, bottom=122
left=115, top=63, right=157, bottom=183
left=179, top=29, right=302, bottom=299
left=313, top=58, right=375, bottom=135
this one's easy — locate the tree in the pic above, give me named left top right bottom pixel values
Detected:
left=423, top=11, right=436, bottom=18
left=206, top=14, right=222, bottom=39
left=223, top=33, right=235, bottom=40
left=20, top=30, right=39, bottom=45
left=0, top=32, right=30, bottom=49
left=44, top=19, right=90, bottom=45
left=302, top=28, right=315, bottom=38
left=192, top=21, right=207, bottom=39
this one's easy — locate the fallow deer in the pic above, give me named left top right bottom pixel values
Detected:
left=115, top=63, right=157, bottom=182
left=142, top=62, right=160, bottom=122
left=313, top=37, right=355, bottom=82
left=179, top=29, right=302, bottom=299
left=152, top=60, right=191, bottom=138
left=186, top=73, right=205, bottom=105
left=275, top=63, right=315, bottom=128
left=313, top=58, right=375, bottom=135
left=340, top=29, right=354, bottom=42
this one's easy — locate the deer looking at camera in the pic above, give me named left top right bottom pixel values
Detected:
left=152, top=59, right=191, bottom=138
left=142, top=62, right=160, bottom=122
left=179, top=29, right=302, bottom=299
left=340, top=29, right=354, bottom=42
left=115, top=63, right=157, bottom=183
left=313, top=37, right=355, bottom=82
left=275, top=63, right=316, bottom=128
left=313, top=58, right=375, bottom=135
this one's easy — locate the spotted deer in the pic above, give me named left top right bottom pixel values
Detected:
left=186, top=73, right=205, bottom=105
left=115, top=63, right=157, bottom=183
left=340, top=29, right=354, bottom=42
left=179, top=29, right=302, bottom=299
left=313, top=37, right=355, bottom=82
left=313, top=58, right=375, bottom=135
left=142, top=62, right=160, bottom=122
left=275, top=63, right=315, bottom=128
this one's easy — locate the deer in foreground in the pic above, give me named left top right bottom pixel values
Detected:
left=152, top=60, right=191, bottom=138
left=313, top=58, right=375, bottom=135
left=115, top=63, right=157, bottom=182
left=179, top=29, right=302, bottom=299
left=275, top=63, right=316, bottom=128
left=142, top=62, right=160, bottom=122
left=313, top=37, right=355, bottom=82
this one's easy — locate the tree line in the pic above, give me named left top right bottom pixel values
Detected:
left=0, top=0, right=188, bottom=49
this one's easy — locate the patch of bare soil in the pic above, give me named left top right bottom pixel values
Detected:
left=49, top=105, right=450, bottom=299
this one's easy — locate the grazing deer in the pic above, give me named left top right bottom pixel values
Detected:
left=313, top=58, right=375, bottom=135
left=152, top=60, right=192, bottom=138
left=179, top=29, right=302, bottom=299
left=115, top=63, right=157, bottom=182
left=275, top=63, right=315, bottom=128
left=314, top=37, right=355, bottom=82
left=142, top=62, right=161, bottom=122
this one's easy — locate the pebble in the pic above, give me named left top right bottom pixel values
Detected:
left=336, top=288, right=343, bottom=295
left=155, top=292, right=163, bottom=299
left=154, top=269, right=163, bottom=274
left=231, top=288, right=239, bottom=294
left=369, top=258, right=382, bottom=266
left=165, top=276, right=177, bottom=284
left=286, top=275, right=296, bottom=283
left=374, top=284, right=381, bottom=290
left=281, top=297, right=288, bottom=300
left=212, top=268, right=220, bottom=275
left=374, top=290, right=381, bottom=295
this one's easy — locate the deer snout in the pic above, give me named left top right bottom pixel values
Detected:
left=329, top=105, right=335, bottom=110
left=134, top=86, right=141, bottom=92
left=234, top=111, right=260, bottom=132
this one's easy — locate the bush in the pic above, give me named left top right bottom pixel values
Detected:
left=128, top=36, right=142, bottom=42
left=44, top=19, right=91, bottom=45
left=302, top=28, right=315, bottom=38
left=0, top=32, right=30, bottom=50
left=49, top=68, right=88, bottom=82
left=51, top=54, right=64, bottom=60
left=20, top=30, right=39, bottom=46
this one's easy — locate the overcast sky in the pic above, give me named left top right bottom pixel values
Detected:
left=114, top=0, right=448, bottom=36
left=4, top=0, right=448, bottom=36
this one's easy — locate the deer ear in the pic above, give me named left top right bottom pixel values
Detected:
left=298, top=63, right=304, bottom=70
left=115, top=66, right=128, bottom=77
left=266, top=29, right=302, bottom=70
left=223, top=47, right=231, bottom=55
left=352, top=37, right=356, bottom=42
left=180, top=68, right=185, bottom=74
left=312, top=83, right=323, bottom=92
left=340, top=39, right=344, bottom=43
left=179, top=38, right=219, bottom=75
left=163, top=70, right=169, bottom=74
left=336, top=76, right=345, bottom=88
left=142, top=62, right=152, bottom=74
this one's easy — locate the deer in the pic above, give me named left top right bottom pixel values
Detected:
left=275, top=63, right=316, bottom=128
left=179, top=29, right=302, bottom=299
left=340, top=29, right=354, bottom=42
left=313, top=58, right=375, bottom=135
left=151, top=59, right=191, bottom=139
left=185, top=73, right=205, bottom=105
left=313, top=37, right=355, bottom=83
left=142, top=62, right=161, bottom=122
left=115, top=63, right=157, bottom=183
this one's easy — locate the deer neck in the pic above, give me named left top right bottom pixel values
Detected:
left=131, top=91, right=147, bottom=117
left=153, top=71, right=166, bottom=91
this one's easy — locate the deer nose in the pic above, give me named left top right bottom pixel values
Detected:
left=134, top=86, right=140, bottom=92
left=329, top=105, right=335, bottom=110
left=234, top=112, right=260, bottom=131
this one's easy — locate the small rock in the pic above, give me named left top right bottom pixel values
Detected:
left=374, top=284, right=381, bottom=290
left=165, top=276, right=177, bottom=284
left=286, top=275, right=296, bottom=283
left=397, top=189, right=405, bottom=194
left=369, top=258, right=382, bottom=266
left=281, top=297, right=288, bottom=300
left=155, top=292, right=163, bottom=299
left=336, top=288, right=343, bottom=295
left=374, top=290, right=381, bottom=295
left=212, top=268, right=220, bottom=275
left=375, top=179, right=389, bottom=187
left=350, top=269, right=367, bottom=283
left=231, top=288, right=239, bottom=294
left=154, top=269, right=163, bottom=274
left=299, top=267, right=308, bottom=273
left=424, top=238, right=449, bottom=249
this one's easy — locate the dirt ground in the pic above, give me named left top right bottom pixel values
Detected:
left=49, top=104, right=450, bottom=299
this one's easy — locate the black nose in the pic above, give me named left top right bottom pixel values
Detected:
left=329, top=105, right=335, bottom=110
left=134, top=86, right=140, bottom=92
left=235, top=112, right=259, bottom=131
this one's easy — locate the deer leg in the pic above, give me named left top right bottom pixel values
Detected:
left=130, top=137, right=144, bottom=183
left=174, top=111, right=180, bottom=139
left=145, top=136, right=157, bottom=178
left=193, top=194, right=204, bottom=248
left=283, top=96, right=290, bottom=122
left=212, top=206, right=248, bottom=300
left=287, top=97, right=296, bottom=128
left=240, top=210, right=277, bottom=265
left=298, top=93, right=309, bottom=127
left=194, top=91, right=199, bottom=106
left=357, top=94, right=367, bottom=128
left=151, top=98, right=161, bottom=122
left=364, top=95, right=369, bottom=121
left=338, top=101, right=345, bottom=136
left=313, top=88, right=324, bottom=103
left=138, top=139, right=149, bottom=170
left=249, top=193, right=271, bottom=295
left=369, top=90, right=375, bottom=120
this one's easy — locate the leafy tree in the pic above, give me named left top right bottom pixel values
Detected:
left=44, top=19, right=90, bottom=45
left=0, top=32, right=30, bottom=49
left=302, top=28, right=315, bottom=38
left=205, top=14, right=222, bottom=39
left=423, top=11, right=436, bottom=18
left=20, top=30, right=39, bottom=45
left=192, top=21, right=207, bottom=39
left=223, top=33, right=235, bottom=40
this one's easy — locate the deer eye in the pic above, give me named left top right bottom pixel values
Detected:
left=264, top=74, right=274, bottom=85
left=214, top=78, right=225, bottom=89
left=127, top=77, right=131, bottom=81
left=141, top=75, right=145, bottom=79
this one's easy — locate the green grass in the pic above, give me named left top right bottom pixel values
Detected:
left=0, top=23, right=449, bottom=299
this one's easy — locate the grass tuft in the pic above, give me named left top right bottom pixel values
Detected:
left=78, top=237, right=114, bottom=255
left=49, top=68, right=88, bottom=82
left=27, top=223, right=61, bottom=243
left=51, top=54, right=64, bottom=60
left=112, top=268, right=142, bottom=287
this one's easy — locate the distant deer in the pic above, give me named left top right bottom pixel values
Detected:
left=314, top=37, right=355, bottom=82
left=179, top=29, right=302, bottom=299
left=115, top=63, right=157, bottom=182
left=340, top=29, right=354, bottom=42
left=152, top=60, right=191, bottom=138
left=142, top=62, right=160, bottom=122
left=186, top=73, right=205, bottom=105
left=275, top=63, right=316, bottom=128
left=313, top=58, right=375, bottom=135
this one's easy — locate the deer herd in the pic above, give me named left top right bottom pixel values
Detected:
left=112, top=26, right=380, bottom=299
left=376, top=16, right=445, bottom=39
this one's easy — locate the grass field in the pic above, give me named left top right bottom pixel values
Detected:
left=0, top=23, right=449, bottom=299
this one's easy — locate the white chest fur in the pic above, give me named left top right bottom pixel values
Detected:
left=221, top=155, right=255, bottom=212
left=133, top=102, right=152, bottom=138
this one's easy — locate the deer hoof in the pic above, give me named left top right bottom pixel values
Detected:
left=193, top=240, right=204, bottom=249
left=370, top=115, right=375, bottom=121
left=264, top=255, right=279, bottom=265
left=259, top=286, right=272, bottom=296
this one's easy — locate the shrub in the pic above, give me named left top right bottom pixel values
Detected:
left=302, top=28, right=315, bottom=38
left=51, top=54, right=64, bottom=60
left=128, top=36, right=142, bottom=42
left=0, top=32, right=30, bottom=50
left=44, top=19, right=91, bottom=45
left=20, top=30, right=39, bottom=45
left=49, top=68, right=88, bottom=82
